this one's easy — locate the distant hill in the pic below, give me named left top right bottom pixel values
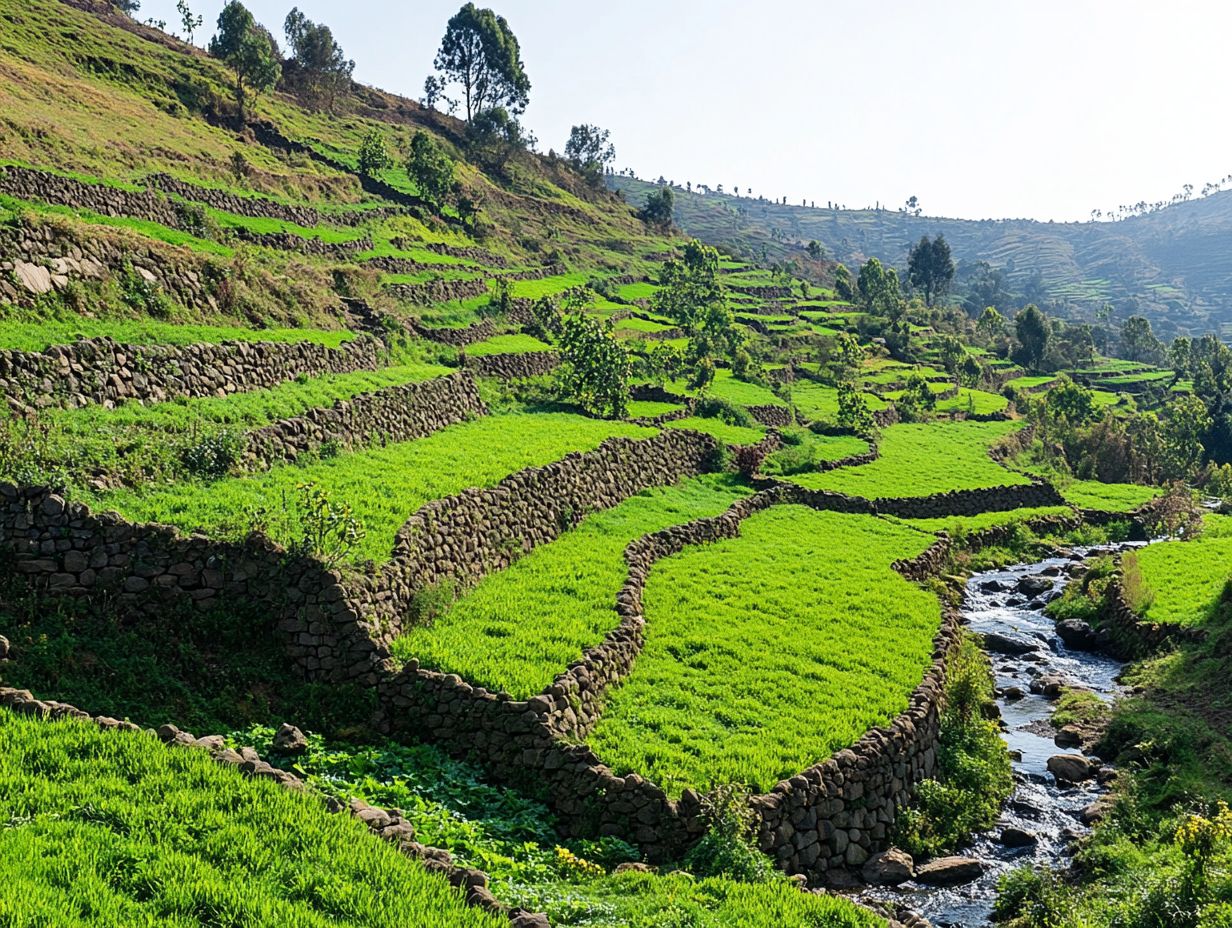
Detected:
left=609, top=175, right=1232, bottom=338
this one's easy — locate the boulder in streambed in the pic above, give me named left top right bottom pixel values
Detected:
left=1048, top=753, right=1094, bottom=784
left=914, top=856, right=985, bottom=886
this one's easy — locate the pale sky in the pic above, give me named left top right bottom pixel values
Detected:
left=139, top=0, right=1232, bottom=222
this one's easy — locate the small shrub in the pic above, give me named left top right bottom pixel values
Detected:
left=179, top=428, right=244, bottom=478
left=408, top=579, right=457, bottom=627
left=1122, top=551, right=1157, bottom=614
left=683, top=785, right=776, bottom=884
left=118, top=262, right=174, bottom=319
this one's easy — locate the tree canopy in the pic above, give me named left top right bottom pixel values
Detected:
left=640, top=186, right=675, bottom=229
left=433, top=4, right=530, bottom=121
left=406, top=131, right=455, bottom=208
left=907, top=234, right=955, bottom=306
left=1013, top=304, right=1050, bottom=370
left=209, top=2, right=280, bottom=118
left=564, top=124, right=615, bottom=186
left=283, top=8, right=354, bottom=110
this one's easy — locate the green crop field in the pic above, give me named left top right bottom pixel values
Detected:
left=1125, top=514, right=1232, bottom=626
left=788, top=421, right=1027, bottom=498
left=1, top=361, right=452, bottom=487
left=87, top=414, right=654, bottom=563
left=761, top=430, right=870, bottom=477
left=0, top=712, right=502, bottom=928
left=660, top=370, right=785, bottom=408
left=1058, top=478, right=1160, bottom=512
left=934, top=388, right=1010, bottom=415
left=788, top=381, right=887, bottom=422
left=626, top=399, right=684, bottom=418
left=393, top=476, right=751, bottom=697
left=0, top=318, right=355, bottom=351
left=588, top=507, right=940, bottom=795
left=900, top=505, right=1075, bottom=535
left=663, top=416, right=765, bottom=445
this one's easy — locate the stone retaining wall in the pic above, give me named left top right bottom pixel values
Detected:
left=0, top=219, right=219, bottom=312
left=747, top=403, right=794, bottom=427
left=355, top=428, right=721, bottom=645
left=0, top=333, right=383, bottom=412
left=146, top=173, right=402, bottom=229
left=1099, top=578, right=1209, bottom=657
left=413, top=319, right=497, bottom=347
left=0, top=483, right=388, bottom=684
left=0, top=165, right=182, bottom=228
left=232, top=228, right=373, bottom=258
left=873, top=480, right=1064, bottom=520
left=246, top=371, right=485, bottom=468
left=463, top=350, right=560, bottom=379
left=386, top=277, right=491, bottom=305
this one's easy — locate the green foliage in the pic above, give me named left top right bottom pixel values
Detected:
left=557, top=313, right=631, bottom=418
left=895, top=636, right=1012, bottom=858
left=1127, top=514, right=1232, bottom=626
left=393, top=476, right=749, bottom=697
left=208, top=1, right=280, bottom=116
left=837, top=381, right=876, bottom=434
left=282, top=7, right=354, bottom=110
left=117, top=262, right=173, bottom=318
left=856, top=256, right=901, bottom=317
left=564, top=124, right=615, bottom=185
left=761, top=429, right=868, bottom=476
left=588, top=507, right=939, bottom=794
left=640, top=185, right=675, bottom=229
left=357, top=129, right=394, bottom=178
left=683, top=786, right=776, bottom=884
left=832, top=263, right=855, bottom=302
left=0, top=713, right=501, bottom=928
left=179, top=427, right=244, bottom=478
left=406, top=130, right=456, bottom=208
left=434, top=3, right=531, bottom=120
left=907, top=233, right=955, bottom=306
left=1014, top=304, right=1051, bottom=371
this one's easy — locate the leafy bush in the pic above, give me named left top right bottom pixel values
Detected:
left=118, top=261, right=173, bottom=318
left=683, top=786, right=776, bottom=884
left=179, top=428, right=244, bottom=478
left=895, top=635, right=1012, bottom=859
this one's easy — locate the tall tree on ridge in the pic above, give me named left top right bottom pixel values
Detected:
left=433, top=4, right=530, bottom=121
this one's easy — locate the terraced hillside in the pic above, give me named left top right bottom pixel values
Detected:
left=0, top=2, right=1216, bottom=927
left=609, top=175, right=1232, bottom=337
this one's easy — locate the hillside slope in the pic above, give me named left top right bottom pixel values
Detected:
left=609, top=175, right=1232, bottom=338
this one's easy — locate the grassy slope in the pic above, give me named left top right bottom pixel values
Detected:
left=1127, top=513, right=1232, bottom=626
left=87, top=414, right=655, bottom=562
left=588, top=507, right=939, bottom=795
left=394, top=476, right=751, bottom=697
left=0, top=712, right=503, bottom=928
left=791, top=420, right=1027, bottom=498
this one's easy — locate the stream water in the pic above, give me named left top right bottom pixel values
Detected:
left=868, top=543, right=1143, bottom=927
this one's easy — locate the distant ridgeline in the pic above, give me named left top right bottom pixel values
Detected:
left=609, top=175, right=1232, bottom=339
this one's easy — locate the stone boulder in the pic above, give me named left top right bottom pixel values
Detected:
left=1017, top=576, right=1053, bottom=597
left=1047, top=753, right=1094, bottom=784
left=914, top=856, right=984, bottom=886
left=980, top=630, right=1039, bottom=656
left=862, top=848, right=915, bottom=886
left=1054, top=725, right=1083, bottom=748
left=1056, top=619, right=1098, bottom=650
left=1000, top=826, right=1038, bottom=848
left=273, top=723, right=309, bottom=755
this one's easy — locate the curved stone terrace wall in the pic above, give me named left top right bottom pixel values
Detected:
left=246, top=371, right=486, bottom=468
left=386, top=277, right=491, bottom=305
left=0, top=333, right=383, bottom=412
left=232, top=228, right=374, bottom=258
left=463, top=350, right=560, bottom=380
left=412, top=319, right=498, bottom=348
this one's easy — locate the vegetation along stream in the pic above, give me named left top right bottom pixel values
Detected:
left=870, top=543, right=1144, bottom=927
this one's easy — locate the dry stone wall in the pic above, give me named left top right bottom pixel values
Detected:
left=386, top=277, right=490, bottom=305
left=0, top=165, right=182, bottom=227
left=146, top=174, right=403, bottom=228
left=463, top=350, right=560, bottom=379
left=246, top=371, right=486, bottom=468
left=0, top=333, right=383, bottom=412
left=412, top=319, right=497, bottom=347
left=0, top=220, right=220, bottom=312
left=232, top=228, right=373, bottom=258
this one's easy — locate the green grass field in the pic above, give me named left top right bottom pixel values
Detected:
left=1059, top=479, right=1160, bottom=512
left=0, top=318, right=355, bottom=351
left=663, top=370, right=785, bottom=409
left=663, top=416, right=765, bottom=445
left=789, top=420, right=1027, bottom=498
left=788, top=381, right=887, bottom=422
left=761, top=430, right=870, bottom=477
left=392, top=476, right=751, bottom=697
left=87, top=414, right=654, bottom=563
left=900, top=505, right=1075, bottom=535
left=935, top=388, right=1010, bottom=415
left=625, top=399, right=684, bottom=419
left=587, top=506, right=940, bottom=795
left=0, top=712, right=502, bottom=928
left=1125, top=514, right=1232, bottom=626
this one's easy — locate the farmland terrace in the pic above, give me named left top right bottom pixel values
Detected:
left=0, top=2, right=1222, bottom=927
